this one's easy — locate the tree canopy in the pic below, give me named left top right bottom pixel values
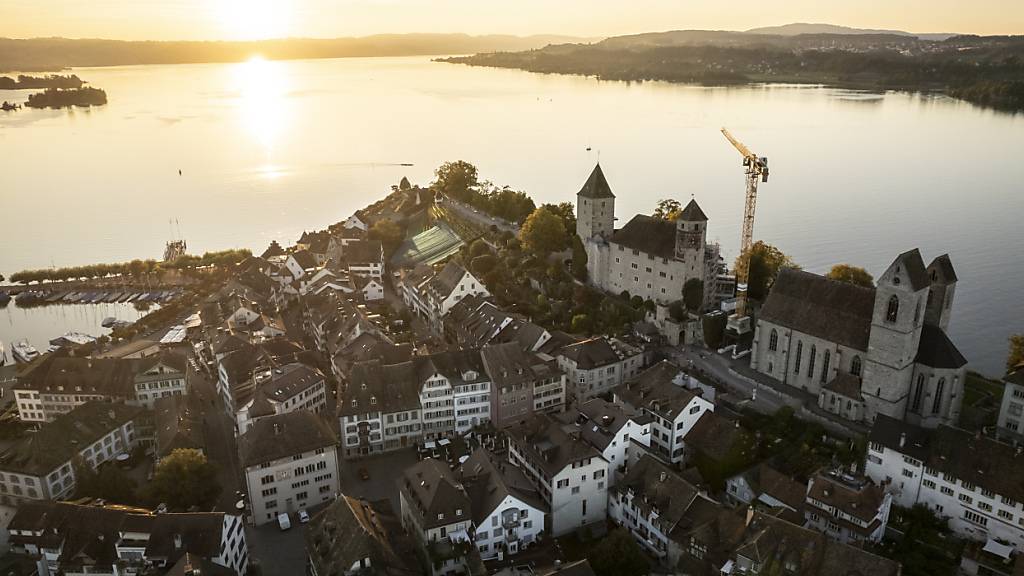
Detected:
left=587, top=527, right=651, bottom=576
left=432, top=160, right=479, bottom=201
left=826, top=264, right=874, bottom=287
left=570, top=234, right=588, bottom=281
left=1010, top=334, right=1024, bottom=371
left=540, top=202, right=577, bottom=234
left=734, top=241, right=799, bottom=301
left=683, top=278, right=704, bottom=311
left=653, top=198, right=683, bottom=221
left=520, top=207, right=569, bottom=256
left=148, top=449, right=221, bottom=511
left=368, top=220, right=404, bottom=253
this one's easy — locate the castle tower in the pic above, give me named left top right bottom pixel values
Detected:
left=675, top=199, right=708, bottom=260
left=576, top=164, right=616, bottom=241
left=924, top=254, right=957, bottom=330
left=862, top=249, right=930, bottom=422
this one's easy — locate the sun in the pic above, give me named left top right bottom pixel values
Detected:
left=214, top=0, right=292, bottom=41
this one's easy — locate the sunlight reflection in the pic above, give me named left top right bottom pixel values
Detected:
left=231, top=56, right=291, bottom=151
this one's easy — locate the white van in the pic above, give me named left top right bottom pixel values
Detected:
left=277, top=512, right=291, bottom=531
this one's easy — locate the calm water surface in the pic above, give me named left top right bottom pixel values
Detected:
left=0, top=303, right=152, bottom=364
left=1, top=57, right=1022, bottom=375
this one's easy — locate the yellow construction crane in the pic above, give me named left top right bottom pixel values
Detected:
left=721, top=128, right=768, bottom=329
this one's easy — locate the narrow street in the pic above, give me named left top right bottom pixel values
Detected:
left=187, top=357, right=244, bottom=513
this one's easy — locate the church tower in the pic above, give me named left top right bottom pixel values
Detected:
left=862, top=249, right=930, bottom=421
left=675, top=199, right=708, bottom=261
left=576, top=164, right=616, bottom=240
left=924, top=254, right=957, bottom=330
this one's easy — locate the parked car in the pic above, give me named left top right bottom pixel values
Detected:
left=278, top=512, right=291, bottom=531
left=298, top=509, right=310, bottom=523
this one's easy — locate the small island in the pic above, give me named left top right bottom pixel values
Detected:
left=24, top=86, right=107, bottom=109
left=0, top=74, right=85, bottom=90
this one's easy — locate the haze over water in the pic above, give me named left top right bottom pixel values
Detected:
left=1, top=56, right=1021, bottom=376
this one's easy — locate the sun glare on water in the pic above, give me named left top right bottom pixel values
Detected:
left=231, top=55, right=292, bottom=154
left=214, top=0, right=292, bottom=41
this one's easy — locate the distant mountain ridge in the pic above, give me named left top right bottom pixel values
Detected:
left=0, top=33, right=597, bottom=72
left=746, top=23, right=958, bottom=41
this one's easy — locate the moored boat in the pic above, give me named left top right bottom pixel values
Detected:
left=11, top=340, right=40, bottom=363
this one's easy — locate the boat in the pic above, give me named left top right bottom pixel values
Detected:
left=108, top=292, right=123, bottom=302
left=0, top=292, right=11, bottom=306
left=101, top=317, right=117, bottom=328
left=49, top=331, right=97, bottom=348
left=11, top=340, right=40, bottom=363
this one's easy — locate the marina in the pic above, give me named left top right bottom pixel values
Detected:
left=0, top=300, right=152, bottom=364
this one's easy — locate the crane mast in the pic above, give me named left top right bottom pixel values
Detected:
left=721, top=128, right=768, bottom=326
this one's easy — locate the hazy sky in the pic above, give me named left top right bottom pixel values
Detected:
left=5, top=0, right=1023, bottom=40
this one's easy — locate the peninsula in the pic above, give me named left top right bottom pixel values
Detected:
left=442, top=29, right=1024, bottom=111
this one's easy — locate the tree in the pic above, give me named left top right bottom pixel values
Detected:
left=520, top=207, right=568, bottom=256
left=469, top=239, right=491, bottom=258
left=432, top=160, right=479, bottom=201
left=471, top=254, right=497, bottom=275
left=734, top=241, right=799, bottom=301
left=571, top=313, right=592, bottom=333
left=826, top=264, right=874, bottom=287
left=669, top=300, right=687, bottom=322
left=570, top=235, right=588, bottom=281
left=653, top=198, right=682, bottom=221
left=148, top=449, right=221, bottom=511
left=369, top=220, right=404, bottom=253
left=1010, top=334, right=1024, bottom=371
left=683, top=278, right=704, bottom=311
left=540, top=202, right=577, bottom=234
left=587, top=528, right=651, bottom=576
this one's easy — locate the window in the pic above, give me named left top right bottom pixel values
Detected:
left=999, top=510, right=1014, bottom=521
left=981, top=488, right=996, bottom=499
left=820, top=350, right=831, bottom=383
left=979, top=502, right=993, bottom=512
left=768, top=329, right=778, bottom=351
left=571, top=486, right=580, bottom=495
left=902, top=469, right=914, bottom=478
left=958, top=493, right=973, bottom=504
left=923, top=479, right=937, bottom=489
left=964, top=510, right=988, bottom=526
left=933, top=379, right=945, bottom=414
left=557, top=479, right=569, bottom=489
left=886, top=295, right=899, bottom=323
left=794, top=341, right=803, bottom=373
left=807, top=346, right=817, bottom=378
left=941, top=486, right=954, bottom=496
left=912, top=374, right=925, bottom=413
left=851, top=356, right=862, bottom=377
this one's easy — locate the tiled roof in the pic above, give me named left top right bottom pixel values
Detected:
left=914, top=324, right=968, bottom=369
left=613, top=454, right=704, bottom=531
left=823, top=372, right=863, bottom=400
left=616, top=361, right=699, bottom=420
left=928, top=253, right=958, bottom=283
left=870, top=415, right=1024, bottom=502
left=398, top=458, right=471, bottom=530
left=154, top=395, right=205, bottom=458
left=577, top=163, right=615, bottom=199
left=679, top=199, right=708, bottom=222
left=557, top=337, right=625, bottom=370
left=684, top=412, right=747, bottom=462
left=0, top=402, right=143, bottom=476
left=897, top=248, right=930, bottom=292
left=305, top=495, right=419, bottom=576
left=238, top=411, right=337, bottom=468
left=506, top=413, right=603, bottom=477
left=608, top=214, right=677, bottom=260
left=759, top=268, right=874, bottom=352
left=462, top=449, right=546, bottom=525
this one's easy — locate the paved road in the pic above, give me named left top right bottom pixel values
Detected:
left=440, top=196, right=520, bottom=235
left=667, top=345, right=791, bottom=414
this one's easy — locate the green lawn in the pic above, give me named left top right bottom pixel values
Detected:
left=964, top=371, right=1004, bottom=407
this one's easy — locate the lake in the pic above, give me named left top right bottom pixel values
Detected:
left=0, top=302, right=152, bottom=364
left=1, top=56, right=1022, bottom=376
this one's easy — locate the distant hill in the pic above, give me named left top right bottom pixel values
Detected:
left=0, top=33, right=597, bottom=72
left=746, top=23, right=957, bottom=41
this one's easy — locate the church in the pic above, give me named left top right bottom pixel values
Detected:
left=749, top=249, right=967, bottom=428
left=575, top=164, right=722, bottom=310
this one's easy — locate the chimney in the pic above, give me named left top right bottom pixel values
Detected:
left=899, top=432, right=906, bottom=448
left=745, top=506, right=755, bottom=527
left=659, top=471, right=667, bottom=483
left=174, top=533, right=183, bottom=550
left=108, top=409, right=117, bottom=421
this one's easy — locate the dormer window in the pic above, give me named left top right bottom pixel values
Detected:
left=456, top=509, right=463, bottom=516
left=438, top=513, right=444, bottom=520
left=370, top=397, right=376, bottom=405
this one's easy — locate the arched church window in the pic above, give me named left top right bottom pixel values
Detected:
left=886, top=295, right=899, bottom=323
left=820, top=350, right=831, bottom=383
left=794, top=342, right=803, bottom=373
left=933, top=379, right=945, bottom=414
left=912, top=374, right=925, bottom=412
left=851, top=356, right=862, bottom=377
left=807, top=346, right=817, bottom=378
left=769, top=329, right=779, bottom=352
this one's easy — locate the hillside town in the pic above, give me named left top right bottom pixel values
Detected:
left=0, top=160, right=1021, bottom=576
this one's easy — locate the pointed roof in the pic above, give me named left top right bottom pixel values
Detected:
left=893, top=248, right=930, bottom=291
left=927, top=254, right=958, bottom=283
left=577, top=164, right=615, bottom=199
left=679, top=199, right=708, bottom=222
